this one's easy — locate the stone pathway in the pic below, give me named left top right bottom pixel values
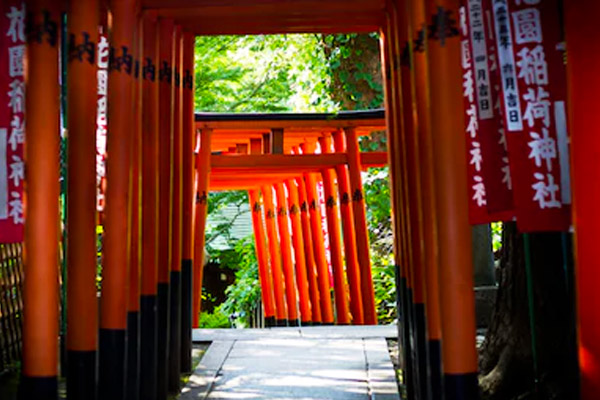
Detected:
left=181, top=325, right=400, bottom=400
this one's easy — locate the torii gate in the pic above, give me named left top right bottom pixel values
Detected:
left=9, top=0, right=600, bottom=400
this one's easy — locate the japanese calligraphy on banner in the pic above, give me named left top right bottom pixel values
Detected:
left=0, top=1, right=25, bottom=243
left=460, top=3, right=514, bottom=224
left=97, top=31, right=108, bottom=213
left=491, top=0, right=571, bottom=232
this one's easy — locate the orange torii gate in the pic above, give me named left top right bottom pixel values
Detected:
left=13, top=1, right=600, bottom=400
left=191, top=111, right=386, bottom=328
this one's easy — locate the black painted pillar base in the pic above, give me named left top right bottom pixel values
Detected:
left=401, top=277, right=415, bottom=400
left=300, top=321, right=312, bottom=327
left=311, top=322, right=322, bottom=326
left=98, top=328, right=126, bottom=400
left=444, top=373, right=480, bottom=400
left=126, top=311, right=141, bottom=400
left=168, top=271, right=182, bottom=394
left=415, top=303, right=431, bottom=400
left=429, top=340, right=443, bottom=400
left=18, top=376, right=58, bottom=400
left=288, top=319, right=299, bottom=327
left=66, top=350, right=97, bottom=400
left=157, top=282, right=170, bottom=400
left=140, top=295, right=158, bottom=400
left=276, top=319, right=288, bottom=327
left=181, top=260, right=193, bottom=373
left=264, top=316, right=276, bottom=328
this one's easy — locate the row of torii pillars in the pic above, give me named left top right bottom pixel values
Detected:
left=193, top=121, right=388, bottom=328
left=16, top=0, right=600, bottom=400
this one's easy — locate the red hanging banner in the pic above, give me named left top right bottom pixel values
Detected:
left=469, top=0, right=514, bottom=215
left=0, top=1, right=25, bottom=243
left=491, top=0, right=571, bottom=232
left=461, top=2, right=514, bottom=224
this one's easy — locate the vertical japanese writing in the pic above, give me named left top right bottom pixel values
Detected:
left=467, top=0, right=494, bottom=120
left=97, top=32, right=108, bottom=212
left=509, top=1, right=561, bottom=210
left=0, top=129, right=7, bottom=218
left=1, top=2, right=26, bottom=230
left=461, top=5, right=487, bottom=215
left=492, top=0, right=523, bottom=131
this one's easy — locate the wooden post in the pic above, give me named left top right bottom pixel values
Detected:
left=262, top=185, right=289, bottom=326
left=285, top=179, right=313, bottom=325
left=249, top=139, right=277, bottom=327
left=410, top=0, right=443, bottom=396
left=249, top=190, right=277, bottom=327
left=426, top=0, right=479, bottom=397
left=168, top=26, right=183, bottom=395
left=565, top=2, right=600, bottom=398
left=344, top=128, right=377, bottom=325
left=295, top=173, right=323, bottom=324
left=332, top=132, right=364, bottom=326
left=275, top=183, right=300, bottom=325
left=156, top=17, right=175, bottom=400
left=126, top=15, right=143, bottom=400
left=393, top=0, right=430, bottom=397
left=301, top=142, right=334, bottom=324
left=318, top=136, right=351, bottom=325
left=19, top=2, right=61, bottom=399
left=98, top=0, right=136, bottom=399
left=192, top=128, right=212, bottom=328
left=381, top=12, right=416, bottom=397
left=180, top=32, right=195, bottom=374
left=65, top=0, right=99, bottom=398
left=140, top=11, right=160, bottom=400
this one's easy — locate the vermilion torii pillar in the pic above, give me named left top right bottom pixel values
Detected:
left=180, top=32, right=196, bottom=374
left=192, top=128, right=212, bottom=328
left=565, top=1, right=600, bottom=398
left=285, top=179, right=313, bottom=325
left=410, top=0, right=443, bottom=396
left=65, top=0, right=99, bottom=398
left=332, top=131, right=364, bottom=326
left=248, top=138, right=277, bottom=327
left=140, top=11, right=160, bottom=400
left=262, top=185, right=289, bottom=326
left=381, top=11, right=416, bottom=397
left=344, top=127, right=377, bottom=325
left=168, top=26, right=184, bottom=395
left=296, top=171, right=323, bottom=325
left=319, top=136, right=351, bottom=325
left=126, top=15, right=143, bottom=400
left=426, top=0, right=479, bottom=397
left=301, top=142, right=334, bottom=324
left=19, top=2, right=61, bottom=399
left=394, top=0, right=430, bottom=396
left=99, top=0, right=136, bottom=399
left=249, top=189, right=277, bottom=327
left=275, top=183, right=300, bottom=326
left=157, top=17, right=175, bottom=400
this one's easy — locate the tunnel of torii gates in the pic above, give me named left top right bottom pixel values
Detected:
left=3, top=0, right=600, bottom=399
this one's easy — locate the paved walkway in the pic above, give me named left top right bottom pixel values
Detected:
left=181, top=325, right=400, bottom=400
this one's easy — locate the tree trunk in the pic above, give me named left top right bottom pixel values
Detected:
left=479, top=222, right=579, bottom=400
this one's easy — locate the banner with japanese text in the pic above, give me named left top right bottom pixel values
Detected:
left=97, top=30, right=108, bottom=214
left=0, top=1, right=25, bottom=243
left=491, top=0, right=571, bottom=232
left=461, top=1, right=514, bottom=224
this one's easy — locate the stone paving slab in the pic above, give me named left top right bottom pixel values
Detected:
left=192, top=324, right=397, bottom=342
left=183, top=326, right=400, bottom=400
